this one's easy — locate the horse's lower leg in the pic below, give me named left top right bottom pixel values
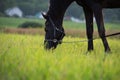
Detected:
left=101, top=35, right=111, bottom=52
left=94, top=8, right=111, bottom=52
left=84, top=7, right=94, bottom=51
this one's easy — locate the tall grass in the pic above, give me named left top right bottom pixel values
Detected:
left=0, top=33, right=120, bottom=80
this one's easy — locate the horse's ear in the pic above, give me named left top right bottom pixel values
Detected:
left=42, top=12, right=48, bottom=19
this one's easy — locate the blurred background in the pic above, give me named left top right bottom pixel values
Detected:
left=0, top=0, right=120, bottom=37
left=0, top=0, right=120, bottom=22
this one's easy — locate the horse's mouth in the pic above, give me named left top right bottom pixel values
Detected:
left=44, top=41, right=57, bottom=50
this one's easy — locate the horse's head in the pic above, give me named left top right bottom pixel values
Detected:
left=42, top=13, right=65, bottom=50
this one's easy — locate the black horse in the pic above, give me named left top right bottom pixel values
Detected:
left=42, top=0, right=120, bottom=52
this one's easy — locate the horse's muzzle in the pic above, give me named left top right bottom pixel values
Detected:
left=44, top=40, right=57, bottom=50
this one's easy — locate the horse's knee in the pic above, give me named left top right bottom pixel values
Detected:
left=99, top=31, right=105, bottom=38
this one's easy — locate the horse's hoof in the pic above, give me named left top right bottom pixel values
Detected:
left=105, top=49, right=111, bottom=54
left=85, top=50, right=93, bottom=55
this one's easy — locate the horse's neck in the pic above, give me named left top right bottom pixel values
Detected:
left=47, top=11, right=63, bottom=26
left=47, top=0, right=73, bottom=25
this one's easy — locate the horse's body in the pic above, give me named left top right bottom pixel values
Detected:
left=78, top=0, right=120, bottom=7
left=43, top=0, right=120, bottom=52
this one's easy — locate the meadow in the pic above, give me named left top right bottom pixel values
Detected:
left=0, top=17, right=120, bottom=30
left=0, top=33, right=120, bottom=80
left=0, top=17, right=120, bottom=37
left=0, top=17, right=120, bottom=80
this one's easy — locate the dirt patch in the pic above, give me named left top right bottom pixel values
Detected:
left=2, top=28, right=45, bottom=35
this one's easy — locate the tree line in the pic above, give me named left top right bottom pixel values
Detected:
left=0, top=0, right=120, bottom=22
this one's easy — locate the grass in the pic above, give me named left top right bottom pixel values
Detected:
left=0, top=33, right=120, bottom=80
left=0, top=17, right=45, bottom=28
left=63, top=20, right=120, bottom=30
left=0, top=17, right=120, bottom=80
left=0, top=17, right=120, bottom=30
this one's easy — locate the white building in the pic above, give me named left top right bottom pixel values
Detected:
left=5, top=7, right=23, bottom=17
left=70, top=17, right=85, bottom=23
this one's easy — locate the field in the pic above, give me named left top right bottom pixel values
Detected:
left=0, top=17, right=120, bottom=37
left=0, top=17, right=120, bottom=30
left=0, top=17, right=120, bottom=80
left=0, top=33, right=120, bottom=80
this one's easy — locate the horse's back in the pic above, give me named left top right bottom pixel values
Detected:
left=102, top=0, right=120, bottom=8
left=76, top=0, right=120, bottom=8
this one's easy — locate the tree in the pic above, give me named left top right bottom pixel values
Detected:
left=0, top=0, right=120, bottom=22
left=66, top=2, right=83, bottom=19
left=103, top=9, right=120, bottom=22
left=16, top=0, right=48, bottom=15
left=0, top=0, right=16, bottom=13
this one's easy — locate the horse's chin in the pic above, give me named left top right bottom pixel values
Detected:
left=44, top=41, right=58, bottom=50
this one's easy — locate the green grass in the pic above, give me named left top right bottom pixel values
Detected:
left=0, top=33, right=120, bottom=80
left=0, top=17, right=45, bottom=28
left=0, top=17, right=120, bottom=30
left=63, top=20, right=86, bottom=29
left=63, top=20, right=120, bottom=30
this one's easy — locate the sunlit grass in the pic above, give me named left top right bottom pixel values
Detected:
left=0, top=33, right=120, bottom=80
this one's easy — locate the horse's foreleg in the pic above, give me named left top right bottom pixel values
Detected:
left=93, top=7, right=111, bottom=52
left=83, top=7, right=94, bottom=51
